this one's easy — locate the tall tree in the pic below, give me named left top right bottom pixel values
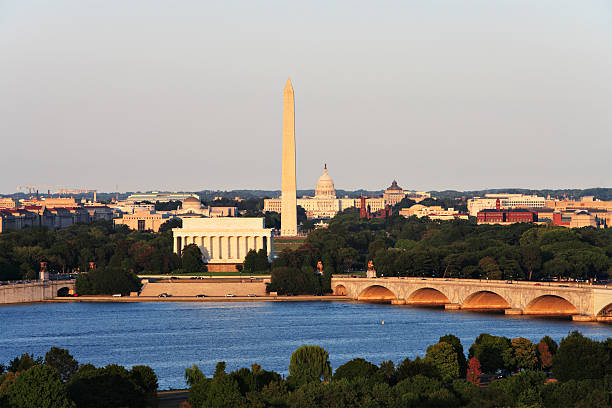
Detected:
left=288, top=345, right=332, bottom=385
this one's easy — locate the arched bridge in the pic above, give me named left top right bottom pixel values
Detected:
left=331, top=277, right=612, bottom=322
left=0, top=280, right=76, bottom=304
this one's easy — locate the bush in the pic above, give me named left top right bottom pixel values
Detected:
left=75, top=266, right=141, bottom=295
left=5, top=365, right=73, bottom=408
left=267, top=266, right=319, bottom=295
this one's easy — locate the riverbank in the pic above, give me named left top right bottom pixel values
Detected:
left=48, top=294, right=350, bottom=303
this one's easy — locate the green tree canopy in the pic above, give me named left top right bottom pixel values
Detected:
left=288, top=345, right=332, bottom=386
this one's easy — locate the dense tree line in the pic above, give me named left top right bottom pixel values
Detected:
left=0, top=347, right=158, bottom=408
left=273, top=210, right=612, bottom=282
left=184, top=331, right=612, bottom=408
left=0, top=221, right=181, bottom=282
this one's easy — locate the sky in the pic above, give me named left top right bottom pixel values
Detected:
left=1, top=1, right=611, bottom=194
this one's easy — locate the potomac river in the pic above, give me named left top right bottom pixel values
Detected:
left=1, top=301, right=611, bottom=390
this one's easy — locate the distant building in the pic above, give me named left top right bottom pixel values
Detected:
left=546, top=196, right=612, bottom=212
left=113, top=210, right=171, bottom=232
left=264, top=169, right=410, bottom=220
left=382, top=181, right=406, bottom=207
left=0, top=203, right=112, bottom=232
left=264, top=166, right=356, bottom=219
left=468, top=194, right=546, bottom=216
left=0, top=198, right=15, bottom=209
left=174, top=197, right=237, bottom=218
left=126, top=192, right=199, bottom=203
left=399, top=204, right=468, bottom=221
left=20, top=197, right=78, bottom=208
left=477, top=200, right=538, bottom=224
left=172, top=217, right=273, bottom=272
left=359, top=196, right=392, bottom=219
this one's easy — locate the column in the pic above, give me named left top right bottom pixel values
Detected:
left=253, top=236, right=259, bottom=252
left=209, top=236, right=215, bottom=260
left=218, top=236, right=223, bottom=259
left=243, top=236, right=248, bottom=258
left=236, top=236, right=241, bottom=260
left=225, top=236, right=231, bottom=260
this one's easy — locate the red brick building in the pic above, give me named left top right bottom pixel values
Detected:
left=477, top=199, right=538, bottom=224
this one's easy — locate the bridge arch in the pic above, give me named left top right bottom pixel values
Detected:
left=597, top=303, right=612, bottom=317
left=357, top=285, right=397, bottom=302
left=524, top=295, right=578, bottom=316
left=57, top=287, right=70, bottom=297
left=462, top=290, right=510, bottom=310
left=406, top=288, right=450, bottom=305
left=334, top=285, right=347, bottom=296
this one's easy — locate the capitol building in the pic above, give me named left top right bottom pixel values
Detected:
left=264, top=165, right=412, bottom=219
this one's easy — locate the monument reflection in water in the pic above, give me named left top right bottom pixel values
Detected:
left=1, top=301, right=610, bottom=389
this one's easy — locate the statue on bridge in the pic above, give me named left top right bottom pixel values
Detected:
left=366, top=260, right=377, bottom=278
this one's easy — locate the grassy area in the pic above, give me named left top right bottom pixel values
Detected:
left=273, top=236, right=307, bottom=252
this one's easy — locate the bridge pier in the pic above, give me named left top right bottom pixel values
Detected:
left=572, top=315, right=596, bottom=322
left=444, top=303, right=461, bottom=310
left=391, top=299, right=405, bottom=305
left=505, top=308, right=523, bottom=315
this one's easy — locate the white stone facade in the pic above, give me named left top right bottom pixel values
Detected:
left=172, top=218, right=273, bottom=264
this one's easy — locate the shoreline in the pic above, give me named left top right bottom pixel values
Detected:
left=46, top=295, right=351, bottom=303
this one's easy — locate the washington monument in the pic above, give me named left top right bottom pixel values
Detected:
left=281, top=78, right=297, bottom=236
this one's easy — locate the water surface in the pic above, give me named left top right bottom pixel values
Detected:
left=1, top=301, right=610, bottom=389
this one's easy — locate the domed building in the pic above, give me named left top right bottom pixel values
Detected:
left=264, top=165, right=355, bottom=219
left=181, top=197, right=202, bottom=213
left=314, top=165, right=336, bottom=198
left=173, top=197, right=237, bottom=218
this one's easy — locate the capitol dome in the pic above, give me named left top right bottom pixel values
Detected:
left=181, top=196, right=202, bottom=212
left=315, top=165, right=336, bottom=198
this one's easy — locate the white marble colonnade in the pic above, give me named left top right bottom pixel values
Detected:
left=173, top=233, right=271, bottom=262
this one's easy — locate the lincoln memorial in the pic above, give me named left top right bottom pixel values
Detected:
left=172, top=218, right=273, bottom=272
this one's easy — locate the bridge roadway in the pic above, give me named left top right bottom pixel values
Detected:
left=0, top=280, right=75, bottom=304
left=331, top=277, right=612, bottom=322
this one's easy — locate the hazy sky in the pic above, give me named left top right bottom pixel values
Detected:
left=1, top=1, right=611, bottom=194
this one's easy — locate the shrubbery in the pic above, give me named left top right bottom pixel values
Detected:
left=183, top=331, right=612, bottom=408
left=75, top=266, right=141, bottom=295
left=0, top=347, right=158, bottom=408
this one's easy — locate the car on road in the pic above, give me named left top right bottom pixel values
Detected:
left=225, top=294, right=235, bottom=297
left=196, top=294, right=207, bottom=298
left=247, top=294, right=257, bottom=297
left=158, top=293, right=171, bottom=297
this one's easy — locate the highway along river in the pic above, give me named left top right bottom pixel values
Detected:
left=1, top=301, right=610, bottom=389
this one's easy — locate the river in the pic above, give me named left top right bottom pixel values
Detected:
left=1, top=301, right=610, bottom=389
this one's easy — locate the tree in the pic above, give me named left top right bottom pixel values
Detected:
left=332, top=358, right=378, bottom=381
left=130, top=365, right=158, bottom=408
left=288, top=345, right=332, bottom=385
left=439, top=334, right=467, bottom=377
left=521, top=245, right=541, bottom=281
left=466, top=357, right=481, bottom=384
left=537, top=341, right=552, bottom=370
left=468, top=333, right=512, bottom=373
left=478, top=257, right=502, bottom=280
left=67, top=364, right=148, bottom=408
left=552, top=331, right=608, bottom=381
left=76, top=266, right=142, bottom=295
left=425, top=342, right=460, bottom=382
left=8, top=353, right=41, bottom=373
left=158, top=217, right=182, bottom=233
left=181, top=244, right=206, bottom=274
left=45, top=347, right=79, bottom=383
left=267, top=266, right=318, bottom=295
left=6, top=365, right=74, bottom=408
left=508, top=337, right=538, bottom=371
left=243, top=249, right=271, bottom=274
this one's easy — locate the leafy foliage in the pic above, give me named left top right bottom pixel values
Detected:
left=288, top=345, right=332, bottom=386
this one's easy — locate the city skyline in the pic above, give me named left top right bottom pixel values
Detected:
left=1, top=1, right=611, bottom=194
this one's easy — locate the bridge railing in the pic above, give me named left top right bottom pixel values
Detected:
left=331, top=276, right=611, bottom=290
